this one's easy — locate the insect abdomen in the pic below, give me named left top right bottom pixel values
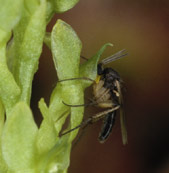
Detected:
left=98, top=111, right=117, bottom=143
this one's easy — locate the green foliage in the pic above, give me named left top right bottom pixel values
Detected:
left=2, top=102, right=38, bottom=172
left=0, top=0, right=23, bottom=31
left=0, top=0, right=113, bottom=172
left=7, top=0, right=46, bottom=104
left=50, top=0, right=79, bottom=13
left=0, top=30, right=20, bottom=115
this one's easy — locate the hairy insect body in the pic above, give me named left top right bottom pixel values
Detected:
left=93, top=67, right=121, bottom=108
left=93, top=79, right=113, bottom=108
left=92, top=66, right=123, bottom=143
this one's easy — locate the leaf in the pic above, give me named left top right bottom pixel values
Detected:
left=50, top=19, right=84, bottom=137
left=0, top=99, right=8, bottom=172
left=36, top=137, right=71, bottom=172
left=8, top=0, right=46, bottom=104
left=49, top=83, right=69, bottom=127
left=0, top=30, right=21, bottom=114
left=46, top=1, right=55, bottom=23
left=52, top=0, right=79, bottom=13
left=51, top=19, right=84, bottom=139
left=61, top=84, right=84, bottom=141
left=0, top=0, right=23, bottom=31
left=1, top=102, right=38, bottom=171
left=0, top=99, right=4, bottom=136
left=36, top=98, right=58, bottom=155
left=24, top=0, right=39, bottom=14
left=51, top=19, right=82, bottom=80
left=47, top=20, right=85, bottom=171
left=50, top=84, right=84, bottom=141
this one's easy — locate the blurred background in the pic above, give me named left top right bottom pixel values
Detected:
left=31, top=0, right=169, bottom=172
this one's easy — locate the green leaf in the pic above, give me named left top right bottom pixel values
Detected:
left=46, top=1, right=55, bottom=23
left=51, top=19, right=82, bottom=80
left=52, top=0, right=79, bottom=13
left=49, top=84, right=84, bottom=141
left=0, top=0, right=23, bottom=31
left=50, top=19, right=84, bottom=139
left=0, top=99, right=8, bottom=172
left=24, top=0, right=39, bottom=14
left=8, top=0, right=46, bottom=104
left=0, top=99, right=4, bottom=136
left=0, top=29, right=20, bottom=114
left=1, top=102, right=38, bottom=172
left=61, top=83, right=84, bottom=141
left=49, top=83, right=69, bottom=128
left=36, top=98, right=58, bottom=155
left=48, top=20, right=85, bottom=171
left=80, top=43, right=113, bottom=88
left=37, top=137, right=71, bottom=172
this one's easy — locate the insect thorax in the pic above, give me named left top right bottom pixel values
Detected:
left=93, top=67, right=121, bottom=108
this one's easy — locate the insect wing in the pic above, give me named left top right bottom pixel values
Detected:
left=115, top=80, right=128, bottom=145
left=100, top=49, right=127, bottom=65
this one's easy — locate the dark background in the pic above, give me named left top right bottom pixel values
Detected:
left=31, top=0, right=169, bottom=172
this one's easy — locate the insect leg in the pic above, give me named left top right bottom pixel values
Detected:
left=60, top=118, right=91, bottom=136
left=60, top=106, right=120, bottom=136
left=58, top=77, right=95, bottom=83
left=90, top=105, right=120, bottom=123
left=62, top=101, right=97, bottom=107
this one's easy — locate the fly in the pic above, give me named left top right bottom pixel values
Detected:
left=60, top=50, right=128, bottom=145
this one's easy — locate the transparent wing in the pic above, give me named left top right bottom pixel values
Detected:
left=115, top=80, right=128, bottom=145
left=100, top=49, right=127, bottom=65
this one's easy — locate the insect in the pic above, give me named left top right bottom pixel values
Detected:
left=61, top=50, right=128, bottom=145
